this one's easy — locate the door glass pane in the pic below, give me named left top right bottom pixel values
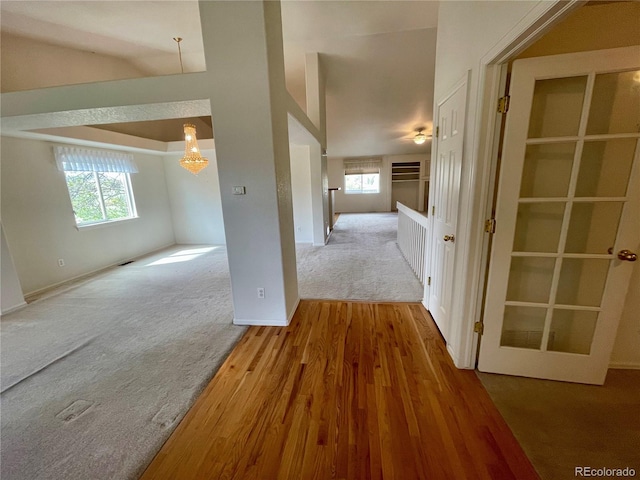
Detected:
left=520, top=143, right=576, bottom=198
left=565, top=202, right=624, bottom=254
left=547, top=309, right=598, bottom=355
left=576, top=139, right=637, bottom=197
left=513, top=202, right=565, bottom=252
left=528, top=76, right=588, bottom=138
left=501, top=306, right=547, bottom=349
left=556, top=258, right=610, bottom=307
left=586, top=70, right=640, bottom=135
left=507, top=257, right=556, bottom=303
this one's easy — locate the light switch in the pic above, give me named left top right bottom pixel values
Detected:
left=232, top=186, right=246, bottom=195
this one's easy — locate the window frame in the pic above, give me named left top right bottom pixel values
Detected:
left=344, top=171, right=381, bottom=194
left=63, top=169, right=138, bottom=227
left=55, top=146, right=139, bottom=227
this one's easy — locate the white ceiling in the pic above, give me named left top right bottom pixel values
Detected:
left=0, top=0, right=439, bottom=157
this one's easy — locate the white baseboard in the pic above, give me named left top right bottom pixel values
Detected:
left=609, top=361, right=640, bottom=370
left=234, top=298, right=300, bottom=327
left=24, top=242, right=176, bottom=302
left=1, top=301, right=28, bottom=316
left=233, top=318, right=289, bottom=326
left=288, top=297, right=301, bottom=323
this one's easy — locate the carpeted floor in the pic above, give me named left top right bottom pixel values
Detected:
left=297, top=213, right=424, bottom=301
left=1, top=213, right=422, bottom=480
left=478, top=369, right=640, bottom=479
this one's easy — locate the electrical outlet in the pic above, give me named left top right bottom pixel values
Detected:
left=58, top=259, right=65, bottom=267
left=257, top=288, right=265, bottom=299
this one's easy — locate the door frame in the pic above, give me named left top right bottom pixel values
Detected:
left=445, top=0, right=584, bottom=369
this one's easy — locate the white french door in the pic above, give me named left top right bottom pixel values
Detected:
left=478, top=46, right=640, bottom=385
left=428, top=78, right=467, bottom=342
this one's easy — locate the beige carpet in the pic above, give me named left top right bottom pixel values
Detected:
left=1, top=213, right=422, bottom=479
left=297, top=213, right=424, bottom=301
left=478, top=369, right=640, bottom=479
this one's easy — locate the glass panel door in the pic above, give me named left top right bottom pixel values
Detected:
left=479, top=48, right=640, bottom=384
left=500, top=70, right=639, bottom=355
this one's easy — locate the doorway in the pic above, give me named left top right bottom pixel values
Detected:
left=476, top=2, right=640, bottom=384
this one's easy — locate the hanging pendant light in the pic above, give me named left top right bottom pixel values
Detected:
left=179, top=124, right=208, bottom=175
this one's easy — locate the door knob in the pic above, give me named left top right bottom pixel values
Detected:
left=618, top=250, right=637, bottom=262
left=443, top=234, right=455, bottom=242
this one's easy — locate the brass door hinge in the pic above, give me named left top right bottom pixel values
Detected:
left=427, top=276, right=431, bottom=286
left=497, top=95, right=510, bottom=114
left=474, top=321, right=484, bottom=335
left=435, top=126, right=440, bottom=138
left=485, top=218, right=496, bottom=234
left=432, top=205, right=435, bottom=216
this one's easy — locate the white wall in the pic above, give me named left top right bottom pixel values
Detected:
left=163, top=150, right=226, bottom=245
left=328, top=156, right=391, bottom=213
left=432, top=0, right=555, bottom=368
left=290, top=145, right=314, bottom=243
left=1, top=223, right=26, bottom=314
left=328, top=154, right=428, bottom=213
left=611, top=261, right=640, bottom=368
left=1, top=136, right=175, bottom=295
left=0, top=33, right=150, bottom=93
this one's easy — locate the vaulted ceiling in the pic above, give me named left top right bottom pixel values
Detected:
left=0, top=1, right=439, bottom=158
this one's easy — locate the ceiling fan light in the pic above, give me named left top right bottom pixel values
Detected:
left=413, top=132, right=427, bottom=145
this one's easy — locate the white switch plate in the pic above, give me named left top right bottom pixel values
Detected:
left=232, top=186, right=246, bottom=195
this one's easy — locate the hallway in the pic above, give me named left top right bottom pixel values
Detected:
left=142, top=300, right=538, bottom=479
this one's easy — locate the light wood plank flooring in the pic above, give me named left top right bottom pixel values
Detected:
left=142, top=300, right=539, bottom=479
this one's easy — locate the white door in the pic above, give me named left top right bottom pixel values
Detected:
left=478, top=46, right=640, bottom=385
left=428, top=79, right=467, bottom=341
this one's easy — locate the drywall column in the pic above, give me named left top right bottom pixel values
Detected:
left=1, top=223, right=26, bottom=314
left=309, top=144, right=329, bottom=244
left=199, top=1, right=298, bottom=325
left=305, top=53, right=330, bottom=245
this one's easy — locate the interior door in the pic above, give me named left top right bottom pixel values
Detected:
left=478, top=46, right=640, bottom=384
left=428, top=78, right=467, bottom=341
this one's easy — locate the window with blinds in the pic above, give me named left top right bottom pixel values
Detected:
left=54, top=146, right=138, bottom=226
left=344, top=159, right=381, bottom=194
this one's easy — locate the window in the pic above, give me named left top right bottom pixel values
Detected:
left=344, top=159, right=381, bottom=194
left=55, top=146, right=138, bottom=226
left=345, top=172, right=380, bottom=194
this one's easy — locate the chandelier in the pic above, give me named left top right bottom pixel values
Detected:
left=179, top=124, right=208, bottom=175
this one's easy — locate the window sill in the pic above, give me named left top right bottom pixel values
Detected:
left=76, top=216, right=139, bottom=231
left=344, top=192, right=380, bottom=195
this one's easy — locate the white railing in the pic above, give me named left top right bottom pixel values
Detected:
left=396, top=202, right=429, bottom=286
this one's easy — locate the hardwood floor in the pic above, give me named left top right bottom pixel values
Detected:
left=141, top=300, right=539, bottom=479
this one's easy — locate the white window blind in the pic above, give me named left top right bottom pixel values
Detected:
left=344, top=159, right=381, bottom=175
left=54, top=146, right=138, bottom=173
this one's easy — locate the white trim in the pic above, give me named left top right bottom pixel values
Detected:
left=23, top=242, right=176, bottom=301
left=609, top=362, right=640, bottom=370
left=288, top=297, right=301, bottom=324
left=0, top=301, right=28, bottom=316
left=233, top=297, right=301, bottom=327
left=233, top=317, right=289, bottom=327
